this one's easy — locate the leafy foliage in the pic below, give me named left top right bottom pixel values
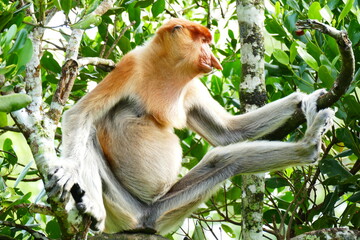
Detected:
left=0, top=0, right=359, bottom=239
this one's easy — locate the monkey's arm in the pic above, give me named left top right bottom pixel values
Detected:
left=185, top=80, right=306, bottom=146
left=47, top=55, right=135, bottom=201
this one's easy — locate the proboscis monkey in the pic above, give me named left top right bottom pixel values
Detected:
left=46, top=18, right=333, bottom=234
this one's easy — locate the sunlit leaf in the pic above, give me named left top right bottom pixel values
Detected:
left=296, top=46, right=319, bottom=70
left=308, top=2, right=322, bottom=20
left=273, top=49, right=289, bottom=65
left=151, top=0, right=165, bottom=18
left=338, top=0, right=354, bottom=23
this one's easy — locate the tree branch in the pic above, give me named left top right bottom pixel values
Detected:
left=0, top=220, right=49, bottom=240
left=48, top=1, right=118, bottom=124
left=291, top=228, right=360, bottom=240
left=265, top=20, right=355, bottom=140
left=78, top=57, right=116, bottom=71
left=104, top=21, right=136, bottom=59
left=7, top=203, right=54, bottom=216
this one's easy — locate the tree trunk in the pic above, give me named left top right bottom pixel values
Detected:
left=236, top=0, right=266, bottom=239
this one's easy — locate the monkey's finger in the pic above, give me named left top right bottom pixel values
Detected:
left=71, top=183, right=85, bottom=203
left=59, top=176, right=76, bottom=202
left=45, top=167, right=66, bottom=193
left=47, top=171, right=73, bottom=200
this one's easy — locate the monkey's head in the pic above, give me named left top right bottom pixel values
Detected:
left=154, top=18, right=222, bottom=74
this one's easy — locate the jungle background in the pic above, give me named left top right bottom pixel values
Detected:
left=0, top=0, right=359, bottom=239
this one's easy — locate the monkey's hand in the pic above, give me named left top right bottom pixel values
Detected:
left=301, top=89, right=327, bottom=126
left=46, top=161, right=80, bottom=203
left=46, top=161, right=106, bottom=231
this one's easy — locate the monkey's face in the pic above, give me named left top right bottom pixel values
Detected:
left=155, top=19, right=222, bottom=74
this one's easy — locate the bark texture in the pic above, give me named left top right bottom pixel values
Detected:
left=237, top=0, right=266, bottom=239
left=291, top=228, right=360, bottom=240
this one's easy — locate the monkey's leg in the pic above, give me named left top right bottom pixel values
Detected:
left=67, top=132, right=108, bottom=231
left=71, top=132, right=147, bottom=233
left=149, top=109, right=333, bottom=234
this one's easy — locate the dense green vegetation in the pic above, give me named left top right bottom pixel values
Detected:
left=0, top=0, right=359, bottom=239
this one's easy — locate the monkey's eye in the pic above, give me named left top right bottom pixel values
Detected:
left=172, top=25, right=183, bottom=33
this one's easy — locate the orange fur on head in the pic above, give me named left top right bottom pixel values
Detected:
left=154, top=18, right=222, bottom=74
left=156, top=18, right=213, bottom=43
left=83, top=19, right=223, bottom=128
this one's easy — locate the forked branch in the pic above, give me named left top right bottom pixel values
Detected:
left=266, top=19, right=355, bottom=140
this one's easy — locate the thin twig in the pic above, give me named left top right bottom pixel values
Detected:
left=104, top=21, right=136, bottom=59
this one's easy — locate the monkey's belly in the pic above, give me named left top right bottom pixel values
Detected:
left=98, top=118, right=183, bottom=203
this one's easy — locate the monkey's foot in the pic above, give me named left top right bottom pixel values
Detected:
left=301, top=89, right=327, bottom=126
left=70, top=184, right=106, bottom=232
left=303, top=108, right=334, bottom=144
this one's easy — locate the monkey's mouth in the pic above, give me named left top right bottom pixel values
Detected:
left=200, top=62, right=214, bottom=73
left=200, top=60, right=223, bottom=73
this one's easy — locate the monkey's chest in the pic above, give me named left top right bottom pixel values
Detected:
left=97, top=111, right=183, bottom=203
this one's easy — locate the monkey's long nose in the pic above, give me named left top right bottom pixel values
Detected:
left=210, top=53, right=223, bottom=70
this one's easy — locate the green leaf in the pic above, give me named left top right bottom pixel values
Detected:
left=265, top=18, right=288, bottom=40
left=128, top=2, right=141, bottom=24
left=308, top=2, right=322, bottom=20
left=334, top=149, right=353, bottom=158
left=61, top=0, right=72, bottom=15
left=0, top=12, right=13, bottom=31
left=46, top=219, right=61, bottom=238
left=347, top=192, right=360, bottom=203
left=222, top=59, right=241, bottom=78
left=351, top=209, right=360, bottom=227
left=343, top=95, right=360, bottom=119
left=17, top=38, right=33, bottom=68
left=336, top=127, right=360, bottom=158
left=221, top=224, right=235, bottom=238
left=319, top=158, right=352, bottom=179
left=4, top=24, right=17, bottom=46
left=192, top=225, right=206, bottom=240
left=264, top=209, right=281, bottom=223
left=0, top=94, right=32, bottom=113
left=313, top=215, right=337, bottom=229
left=286, top=0, right=301, bottom=12
left=8, top=28, right=27, bottom=54
left=151, top=0, right=165, bottom=18
left=340, top=204, right=357, bottom=225
left=289, top=42, right=298, bottom=63
left=210, top=75, right=222, bottom=95
left=318, top=65, right=334, bottom=88
left=0, top=112, right=8, bottom=127
left=118, top=36, right=132, bottom=54
left=266, top=177, right=290, bottom=188
left=135, top=0, right=154, bottom=8
left=0, top=64, right=16, bottom=74
left=53, top=0, right=62, bottom=10
left=3, top=138, right=17, bottom=165
left=14, top=161, right=33, bottom=188
left=320, top=5, right=333, bottom=23
left=273, top=49, right=289, bottom=65
left=338, top=0, right=354, bottom=23
left=41, top=51, right=62, bottom=73
left=348, top=19, right=360, bottom=45
left=71, top=14, right=102, bottom=29
left=296, top=46, right=319, bottom=70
